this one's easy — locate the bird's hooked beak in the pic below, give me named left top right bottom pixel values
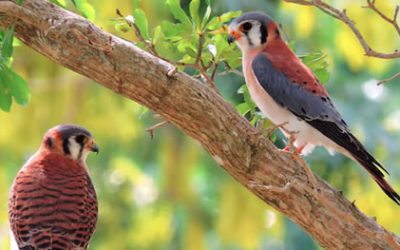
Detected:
left=227, top=34, right=235, bottom=44
left=227, top=30, right=241, bottom=44
left=88, top=139, right=99, bottom=155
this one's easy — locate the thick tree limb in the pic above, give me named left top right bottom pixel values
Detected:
left=1, top=0, right=399, bottom=249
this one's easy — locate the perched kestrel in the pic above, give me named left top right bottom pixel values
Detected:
left=228, top=12, right=400, bottom=204
left=9, top=124, right=99, bottom=249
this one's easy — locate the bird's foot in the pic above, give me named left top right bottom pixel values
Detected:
left=282, top=143, right=306, bottom=156
left=280, top=130, right=297, bottom=155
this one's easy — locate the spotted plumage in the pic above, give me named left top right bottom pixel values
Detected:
left=228, top=11, right=400, bottom=205
left=9, top=124, right=99, bottom=249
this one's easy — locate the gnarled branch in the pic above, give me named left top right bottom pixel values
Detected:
left=1, top=0, right=399, bottom=249
left=363, top=0, right=400, bottom=36
left=284, top=0, right=400, bottom=59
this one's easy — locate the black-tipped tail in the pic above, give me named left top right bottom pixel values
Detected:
left=306, top=119, right=400, bottom=205
left=345, top=135, right=400, bottom=205
left=372, top=174, right=400, bottom=205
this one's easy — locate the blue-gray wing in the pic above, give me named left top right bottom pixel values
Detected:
left=251, top=53, right=391, bottom=182
left=251, top=53, right=345, bottom=129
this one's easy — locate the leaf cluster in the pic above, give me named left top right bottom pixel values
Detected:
left=0, top=25, right=30, bottom=112
left=115, top=0, right=242, bottom=87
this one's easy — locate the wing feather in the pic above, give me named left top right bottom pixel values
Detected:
left=251, top=53, right=400, bottom=205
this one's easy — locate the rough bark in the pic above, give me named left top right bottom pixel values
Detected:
left=1, top=0, right=399, bottom=249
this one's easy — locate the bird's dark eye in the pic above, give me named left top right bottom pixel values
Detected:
left=75, top=134, right=87, bottom=144
left=242, top=22, right=253, bottom=31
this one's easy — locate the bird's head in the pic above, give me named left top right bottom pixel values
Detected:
left=228, top=12, right=279, bottom=53
left=41, top=124, right=99, bottom=163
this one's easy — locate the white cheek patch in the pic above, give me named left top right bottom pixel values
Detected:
left=80, top=150, right=90, bottom=163
left=68, top=137, right=82, bottom=160
left=247, top=24, right=262, bottom=47
left=234, top=22, right=263, bottom=53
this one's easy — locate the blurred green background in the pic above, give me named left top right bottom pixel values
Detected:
left=1, top=0, right=400, bottom=249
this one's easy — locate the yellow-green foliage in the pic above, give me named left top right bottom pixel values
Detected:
left=1, top=0, right=400, bottom=249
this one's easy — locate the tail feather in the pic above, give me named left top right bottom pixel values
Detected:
left=375, top=178, right=400, bottom=205
left=306, top=119, right=399, bottom=205
left=351, top=151, right=400, bottom=205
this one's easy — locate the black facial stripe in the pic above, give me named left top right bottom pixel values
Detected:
left=78, top=145, right=84, bottom=160
left=57, top=124, right=91, bottom=156
left=63, top=139, right=70, bottom=155
left=275, top=28, right=280, bottom=37
left=246, top=35, right=253, bottom=46
left=45, top=137, right=54, bottom=149
left=260, top=24, right=267, bottom=44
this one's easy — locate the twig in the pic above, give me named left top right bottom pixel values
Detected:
left=116, top=9, right=159, bottom=57
left=210, top=63, right=219, bottom=80
left=363, top=0, right=400, bottom=36
left=265, top=121, right=288, bottom=139
left=377, top=72, right=400, bottom=85
left=284, top=0, right=400, bottom=59
left=116, top=9, right=219, bottom=92
left=219, top=61, right=244, bottom=77
left=193, top=32, right=219, bottom=92
left=195, top=32, right=204, bottom=65
left=146, top=120, right=169, bottom=139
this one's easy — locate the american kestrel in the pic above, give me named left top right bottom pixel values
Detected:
left=228, top=12, right=400, bottom=204
left=9, top=124, right=99, bottom=249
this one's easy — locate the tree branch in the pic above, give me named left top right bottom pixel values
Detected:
left=284, top=0, right=400, bottom=59
left=1, top=0, right=399, bottom=248
left=377, top=72, right=400, bottom=85
left=363, top=0, right=400, bottom=36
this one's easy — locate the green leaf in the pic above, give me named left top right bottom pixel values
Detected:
left=73, top=0, right=96, bottom=21
left=2, top=25, right=15, bottom=58
left=207, top=11, right=241, bottom=30
left=114, top=22, right=131, bottom=33
left=0, top=73, right=12, bottom=112
left=3, top=66, right=30, bottom=106
left=50, top=0, right=67, bottom=6
left=299, top=52, right=330, bottom=83
left=0, top=90, right=12, bottom=112
left=213, top=34, right=228, bottom=59
left=178, top=54, right=195, bottom=64
left=133, top=9, right=150, bottom=40
left=176, top=38, right=196, bottom=54
left=201, top=6, right=212, bottom=30
left=166, top=0, right=191, bottom=26
left=235, top=102, right=251, bottom=115
left=237, top=84, right=256, bottom=110
left=160, top=21, right=188, bottom=39
left=314, top=68, right=330, bottom=83
left=16, top=0, right=25, bottom=5
left=189, top=0, right=200, bottom=30
left=152, top=25, right=162, bottom=44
